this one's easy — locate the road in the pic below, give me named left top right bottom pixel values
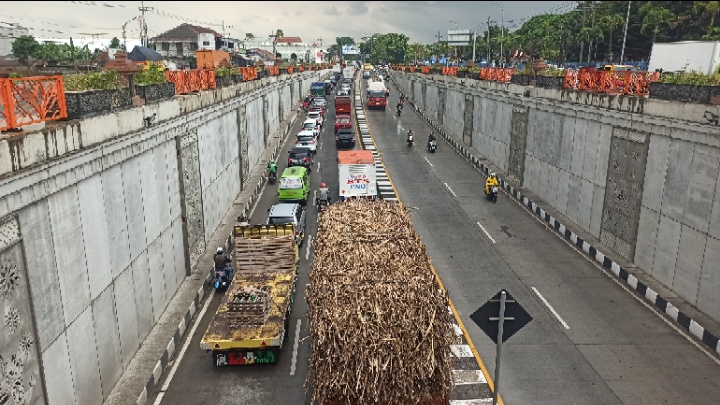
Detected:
left=367, top=75, right=720, bottom=404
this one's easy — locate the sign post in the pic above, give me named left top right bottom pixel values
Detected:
left=470, top=289, right=532, bottom=405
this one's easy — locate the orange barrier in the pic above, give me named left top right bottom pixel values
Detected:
left=165, top=69, right=216, bottom=95
left=0, top=75, right=67, bottom=131
left=442, top=66, right=458, bottom=76
left=563, top=68, right=660, bottom=96
left=238, top=67, right=257, bottom=81
left=421, top=66, right=431, bottom=74
left=480, top=68, right=516, bottom=82
left=267, top=66, right=280, bottom=76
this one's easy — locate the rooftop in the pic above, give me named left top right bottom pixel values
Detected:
left=275, top=36, right=302, bottom=44
left=151, top=23, right=220, bottom=42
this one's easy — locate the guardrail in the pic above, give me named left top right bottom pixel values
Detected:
left=563, top=68, right=660, bottom=96
left=165, top=69, right=217, bottom=95
left=0, top=75, right=68, bottom=131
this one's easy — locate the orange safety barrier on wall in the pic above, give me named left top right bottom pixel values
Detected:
left=442, top=67, right=458, bottom=76
left=268, top=66, right=280, bottom=76
left=421, top=66, right=431, bottom=74
left=480, top=68, right=516, bottom=82
left=165, top=69, right=217, bottom=95
left=239, top=67, right=257, bottom=81
left=564, top=68, right=660, bottom=96
left=0, top=75, right=68, bottom=131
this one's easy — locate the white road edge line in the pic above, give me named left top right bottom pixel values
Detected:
left=289, top=319, right=302, bottom=376
left=305, top=235, right=313, bottom=261
left=532, top=287, right=570, bottom=330
left=476, top=222, right=496, bottom=244
left=424, top=156, right=434, bottom=167
left=153, top=289, right=215, bottom=405
left=444, top=182, right=457, bottom=198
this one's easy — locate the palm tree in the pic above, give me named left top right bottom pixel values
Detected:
left=245, top=33, right=255, bottom=41
left=640, top=3, right=676, bottom=42
left=600, top=14, right=625, bottom=62
left=693, top=1, right=720, bottom=36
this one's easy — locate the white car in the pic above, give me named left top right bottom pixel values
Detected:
left=341, top=83, right=351, bottom=92
left=301, top=119, right=320, bottom=138
left=337, top=89, right=349, bottom=96
left=307, top=111, right=323, bottom=127
left=295, top=131, right=317, bottom=154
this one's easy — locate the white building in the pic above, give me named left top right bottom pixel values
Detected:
left=242, top=37, right=326, bottom=63
left=0, top=22, right=30, bottom=56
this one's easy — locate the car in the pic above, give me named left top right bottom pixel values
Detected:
left=341, top=83, right=351, bottom=92
left=267, top=203, right=307, bottom=246
left=337, top=89, right=349, bottom=97
left=336, top=128, right=356, bottom=148
left=312, top=98, right=327, bottom=108
left=295, top=132, right=317, bottom=154
left=307, top=111, right=323, bottom=127
left=288, top=147, right=313, bottom=171
left=310, top=104, right=326, bottom=116
left=335, top=114, right=352, bottom=134
left=301, top=119, right=320, bottom=138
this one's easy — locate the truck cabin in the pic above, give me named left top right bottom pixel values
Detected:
left=598, top=64, right=640, bottom=73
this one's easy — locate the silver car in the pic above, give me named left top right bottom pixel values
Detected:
left=266, top=203, right=307, bottom=246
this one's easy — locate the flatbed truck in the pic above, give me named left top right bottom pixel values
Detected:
left=200, top=224, right=299, bottom=366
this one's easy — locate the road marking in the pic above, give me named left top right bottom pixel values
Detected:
left=476, top=222, right=496, bottom=244
left=424, top=156, right=434, bottom=167
left=400, top=126, right=404, bottom=131
left=290, top=319, right=302, bottom=376
left=319, top=142, right=323, bottom=150
left=444, top=182, right=457, bottom=198
left=313, top=190, right=317, bottom=207
left=305, top=235, right=313, bottom=261
left=532, top=287, right=570, bottom=330
left=317, top=161, right=320, bottom=172
left=152, top=288, right=214, bottom=405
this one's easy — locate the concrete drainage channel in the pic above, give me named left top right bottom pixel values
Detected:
left=389, top=77, right=720, bottom=359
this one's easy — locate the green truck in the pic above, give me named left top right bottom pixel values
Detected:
left=311, top=82, right=326, bottom=98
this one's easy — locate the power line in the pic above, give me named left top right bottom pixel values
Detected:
left=61, top=0, right=225, bottom=28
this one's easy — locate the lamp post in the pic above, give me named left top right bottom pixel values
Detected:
left=492, top=2, right=504, bottom=66
left=620, top=1, right=631, bottom=64
left=449, top=20, right=458, bottom=66
left=471, top=23, right=483, bottom=64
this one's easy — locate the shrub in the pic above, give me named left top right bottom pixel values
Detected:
left=538, top=67, right=566, bottom=77
left=9, top=72, right=23, bottom=78
left=216, top=66, right=239, bottom=77
left=63, top=70, right=121, bottom=91
left=458, top=67, right=469, bottom=72
left=135, top=65, right=167, bottom=86
left=514, top=65, right=534, bottom=76
left=659, top=70, right=720, bottom=86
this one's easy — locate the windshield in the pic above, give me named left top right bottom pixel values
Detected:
left=308, top=113, right=319, bottom=119
left=368, top=90, right=387, bottom=98
left=268, top=216, right=295, bottom=225
left=298, top=136, right=314, bottom=143
left=280, top=177, right=303, bottom=189
left=303, top=123, right=315, bottom=130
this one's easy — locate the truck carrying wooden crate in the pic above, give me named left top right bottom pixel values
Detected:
left=200, top=224, right=299, bottom=367
left=306, top=200, right=457, bottom=405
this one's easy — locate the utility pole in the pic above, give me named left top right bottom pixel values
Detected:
left=139, top=1, right=154, bottom=48
left=589, top=2, right=596, bottom=64
left=492, top=3, right=504, bottom=66
left=435, top=31, right=443, bottom=63
left=486, top=16, right=491, bottom=64
left=579, top=3, right=586, bottom=65
left=620, top=1, right=631, bottom=64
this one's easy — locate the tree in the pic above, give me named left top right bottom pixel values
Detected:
left=35, top=42, right=64, bottom=65
left=109, top=37, right=121, bottom=49
left=693, top=1, right=720, bottom=36
left=600, top=13, right=626, bottom=61
left=11, top=35, right=40, bottom=67
left=640, top=3, right=677, bottom=42
left=275, top=29, right=284, bottom=38
left=245, top=32, right=255, bottom=41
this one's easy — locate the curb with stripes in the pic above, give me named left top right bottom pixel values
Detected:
left=392, top=77, right=720, bottom=358
left=356, top=77, right=494, bottom=404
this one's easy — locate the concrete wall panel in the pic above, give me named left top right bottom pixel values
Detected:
left=147, top=236, right=166, bottom=322
left=673, top=225, right=707, bottom=305
left=698, top=236, right=720, bottom=319
left=112, top=265, right=139, bottom=369
left=66, top=306, right=102, bottom=405
left=160, top=227, right=178, bottom=301
left=139, top=151, right=161, bottom=245
left=48, top=186, right=90, bottom=327
left=92, top=285, right=122, bottom=399
left=18, top=200, right=64, bottom=351
left=131, top=251, right=153, bottom=342
left=652, top=215, right=682, bottom=286
left=42, top=333, right=76, bottom=405
left=77, top=175, right=112, bottom=300
left=684, top=145, right=720, bottom=233
left=153, top=142, right=172, bottom=234
left=122, top=156, right=147, bottom=262
left=642, top=136, right=671, bottom=212
left=246, top=98, right=265, bottom=169
left=101, top=164, right=131, bottom=281
left=172, top=218, right=186, bottom=291
left=660, top=140, right=694, bottom=222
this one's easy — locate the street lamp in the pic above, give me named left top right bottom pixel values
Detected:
left=449, top=20, right=459, bottom=66
left=491, top=3, right=504, bottom=66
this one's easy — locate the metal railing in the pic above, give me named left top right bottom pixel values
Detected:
left=0, top=75, right=68, bottom=131
left=563, top=68, right=660, bottom=96
left=165, top=69, right=217, bottom=95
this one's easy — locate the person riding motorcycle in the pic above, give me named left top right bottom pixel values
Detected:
left=485, top=172, right=499, bottom=196
left=428, top=132, right=437, bottom=145
left=317, top=182, right=331, bottom=206
left=267, top=159, right=278, bottom=177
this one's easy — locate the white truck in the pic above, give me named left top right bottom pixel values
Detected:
left=648, top=41, right=720, bottom=74
left=337, top=150, right=377, bottom=201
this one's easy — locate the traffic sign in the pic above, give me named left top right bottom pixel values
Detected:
left=470, top=290, right=532, bottom=344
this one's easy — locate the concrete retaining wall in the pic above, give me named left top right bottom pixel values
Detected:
left=394, top=72, right=720, bottom=326
left=0, top=71, right=324, bottom=405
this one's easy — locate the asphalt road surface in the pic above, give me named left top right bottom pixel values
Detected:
left=366, top=75, right=720, bottom=404
left=148, top=68, right=358, bottom=405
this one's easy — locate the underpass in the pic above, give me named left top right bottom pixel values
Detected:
left=359, top=75, right=720, bottom=404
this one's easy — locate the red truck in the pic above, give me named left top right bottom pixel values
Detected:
left=335, top=95, right=351, bottom=114
left=334, top=114, right=352, bottom=134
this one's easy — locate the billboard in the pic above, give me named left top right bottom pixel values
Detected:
left=342, top=45, right=361, bottom=55
left=447, top=29, right=471, bottom=46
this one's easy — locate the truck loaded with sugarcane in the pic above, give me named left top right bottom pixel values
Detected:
left=306, top=200, right=457, bottom=404
left=200, top=224, right=299, bottom=367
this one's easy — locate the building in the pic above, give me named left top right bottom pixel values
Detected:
left=242, top=36, right=325, bottom=63
left=150, top=23, right=220, bottom=60
left=0, top=22, right=30, bottom=56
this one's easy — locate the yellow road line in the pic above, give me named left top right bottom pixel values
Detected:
left=360, top=76, right=504, bottom=405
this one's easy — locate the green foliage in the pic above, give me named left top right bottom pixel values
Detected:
left=135, top=64, right=168, bottom=85
left=63, top=70, right=122, bottom=92
left=514, top=65, right=535, bottom=76
left=9, top=72, right=23, bottom=78
left=538, top=67, right=567, bottom=77
left=215, top=66, right=240, bottom=77
left=659, top=70, right=720, bottom=85
left=12, top=35, right=40, bottom=66
left=109, top=37, right=122, bottom=49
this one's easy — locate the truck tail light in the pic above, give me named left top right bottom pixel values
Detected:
left=303, top=157, right=310, bottom=163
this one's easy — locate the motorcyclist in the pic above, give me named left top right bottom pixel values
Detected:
left=267, top=159, right=278, bottom=178
left=485, top=172, right=499, bottom=196
left=213, top=247, right=233, bottom=283
left=317, top=182, right=331, bottom=206
left=428, top=132, right=437, bottom=145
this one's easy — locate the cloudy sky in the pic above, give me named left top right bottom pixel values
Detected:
left=3, top=1, right=572, bottom=45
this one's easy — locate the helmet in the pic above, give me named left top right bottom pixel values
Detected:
left=490, top=172, right=496, bottom=178
left=321, top=182, right=327, bottom=188
left=216, top=247, right=223, bottom=254
left=270, top=159, right=275, bottom=164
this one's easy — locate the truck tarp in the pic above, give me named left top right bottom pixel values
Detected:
left=338, top=150, right=377, bottom=200
left=200, top=224, right=298, bottom=360
left=335, top=95, right=351, bottom=114
left=648, top=41, right=720, bottom=75
left=311, top=82, right=326, bottom=96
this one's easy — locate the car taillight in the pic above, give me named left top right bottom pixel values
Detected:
left=295, top=230, right=299, bottom=236
left=336, top=137, right=339, bottom=141
left=303, top=157, right=310, bottom=163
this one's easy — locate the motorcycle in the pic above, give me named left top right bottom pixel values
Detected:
left=407, top=134, right=414, bottom=147
left=427, top=139, right=437, bottom=153
left=316, top=198, right=330, bottom=212
left=486, top=186, right=499, bottom=203
left=396, top=105, right=403, bottom=116
left=268, top=171, right=277, bottom=185
left=212, top=265, right=234, bottom=292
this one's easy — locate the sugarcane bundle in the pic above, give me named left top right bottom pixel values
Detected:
left=306, top=200, right=457, bottom=405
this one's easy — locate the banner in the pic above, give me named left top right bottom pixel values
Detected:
left=342, top=45, right=361, bottom=55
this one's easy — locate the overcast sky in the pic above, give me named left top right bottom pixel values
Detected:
left=3, top=1, right=572, bottom=45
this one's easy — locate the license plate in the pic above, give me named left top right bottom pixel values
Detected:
left=215, top=350, right=277, bottom=366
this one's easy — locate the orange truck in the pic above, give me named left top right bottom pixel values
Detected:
left=196, top=50, right=231, bottom=69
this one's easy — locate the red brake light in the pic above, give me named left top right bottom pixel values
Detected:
left=215, top=272, right=221, bottom=277
left=303, top=157, right=309, bottom=163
